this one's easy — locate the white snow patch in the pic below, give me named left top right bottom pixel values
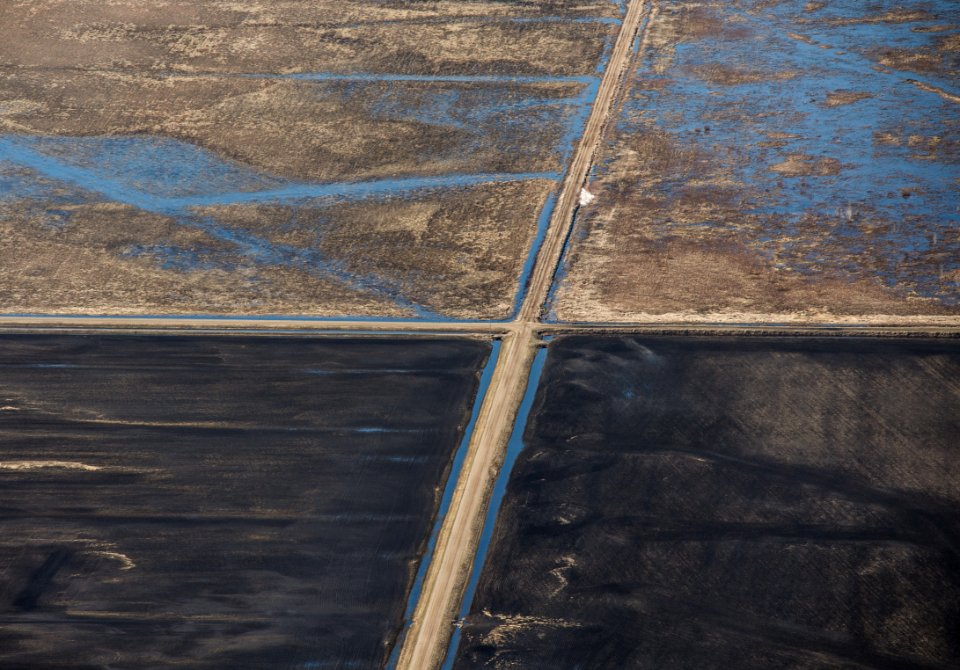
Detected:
left=0, top=460, right=102, bottom=471
left=579, top=188, right=596, bottom=206
left=94, top=551, right=136, bottom=571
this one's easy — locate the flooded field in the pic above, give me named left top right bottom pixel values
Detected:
left=0, top=0, right=621, bottom=319
left=551, top=0, right=960, bottom=322
left=0, top=334, right=491, bottom=668
left=0, top=158, right=556, bottom=318
left=454, top=336, right=960, bottom=669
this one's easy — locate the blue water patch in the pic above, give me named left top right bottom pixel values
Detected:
left=0, top=135, right=559, bottom=213
left=10, top=135, right=285, bottom=199
left=387, top=339, right=503, bottom=669
left=510, top=190, right=559, bottom=317
left=728, top=2, right=960, bottom=101
left=0, top=160, right=86, bottom=202
left=0, top=136, right=182, bottom=212
left=441, top=343, right=549, bottom=670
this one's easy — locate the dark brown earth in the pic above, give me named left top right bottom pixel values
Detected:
left=455, top=335, right=960, bottom=669
left=0, top=334, right=489, bottom=669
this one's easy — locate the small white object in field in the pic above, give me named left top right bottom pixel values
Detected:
left=93, top=551, right=137, bottom=570
left=579, top=188, right=596, bottom=206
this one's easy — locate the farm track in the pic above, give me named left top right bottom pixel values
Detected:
left=3, top=0, right=959, bottom=668
left=3, top=316, right=958, bottom=338
left=395, top=1, right=652, bottom=667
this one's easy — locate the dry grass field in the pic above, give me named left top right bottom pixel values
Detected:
left=0, top=0, right=619, bottom=319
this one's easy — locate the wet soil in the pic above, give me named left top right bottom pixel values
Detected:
left=553, top=0, right=960, bottom=322
left=455, top=335, right=960, bottom=669
left=0, top=334, right=489, bottom=669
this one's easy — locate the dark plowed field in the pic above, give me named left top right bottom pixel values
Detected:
left=0, top=334, right=490, bottom=669
left=455, top=335, right=960, bottom=669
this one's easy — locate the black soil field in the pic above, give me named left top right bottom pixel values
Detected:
left=0, top=334, right=490, bottom=669
left=455, top=336, right=960, bottom=670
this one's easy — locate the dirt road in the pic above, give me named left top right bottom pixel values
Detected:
left=2, top=315, right=956, bottom=338
left=0, top=315, right=511, bottom=336
left=395, top=2, right=651, bottom=668
left=518, top=0, right=650, bottom=322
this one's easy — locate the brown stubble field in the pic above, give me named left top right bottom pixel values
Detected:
left=0, top=166, right=556, bottom=318
left=0, top=74, right=588, bottom=182
left=0, top=0, right=617, bottom=319
left=0, top=0, right=616, bottom=76
left=194, top=180, right=556, bottom=319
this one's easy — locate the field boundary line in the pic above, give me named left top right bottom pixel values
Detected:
left=395, top=326, right=537, bottom=669
left=3, top=316, right=957, bottom=339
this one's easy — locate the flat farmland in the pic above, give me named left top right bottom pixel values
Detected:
left=4, top=1, right=959, bottom=669
left=0, top=0, right=623, bottom=319
left=0, top=334, right=491, bottom=668
left=454, top=335, right=960, bottom=669
left=551, top=0, right=960, bottom=323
